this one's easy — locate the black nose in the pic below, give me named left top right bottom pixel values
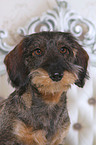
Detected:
left=50, top=72, right=63, bottom=82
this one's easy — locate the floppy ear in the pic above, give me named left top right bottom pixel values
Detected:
left=74, top=45, right=89, bottom=88
left=4, top=40, right=29, bottom=88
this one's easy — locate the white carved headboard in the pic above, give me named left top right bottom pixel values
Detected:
left=0, top=0, right=96, bottom=75
left=0, top=0, right=96, bottom=145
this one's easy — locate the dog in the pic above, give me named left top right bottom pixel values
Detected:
left=0, top=32, right=89, bottom=145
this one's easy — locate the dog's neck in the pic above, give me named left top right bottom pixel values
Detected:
left=40, top=92, right=63, bottom=104
left=20, top=85, right=69, bottom=141
left=32, top=85, right=66, bottom=104
left=21, top=84, right=66, bottom=108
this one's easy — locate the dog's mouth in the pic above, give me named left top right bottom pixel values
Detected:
left=29, top=68, right=78, bottom=94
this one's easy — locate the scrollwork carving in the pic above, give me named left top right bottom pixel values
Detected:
left=0, top=0, right=96, bottom=75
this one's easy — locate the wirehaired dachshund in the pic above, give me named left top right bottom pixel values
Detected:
left=0, top=32, right=89, bottom=145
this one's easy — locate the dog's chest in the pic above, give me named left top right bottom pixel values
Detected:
left=31, top=93, right=69, bottom=139
left=14, top=92, right=70, bottom=144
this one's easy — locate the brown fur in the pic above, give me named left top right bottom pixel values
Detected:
left=22, top=90, right=32, bottom=108
left=31, top=68, right=77, bottom=104
left=13, top=120, right=70, bottom=145
left=0, top=32, right=89, bottom=145
left=31, top=68, right=77, bottom=94
left=13, top=120, right=47, bottom=145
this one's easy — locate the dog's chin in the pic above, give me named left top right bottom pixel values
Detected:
left=30, top=68, right=77, bottom=95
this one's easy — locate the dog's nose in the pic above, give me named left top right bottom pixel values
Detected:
left=50, top=72, right=63, bottom=82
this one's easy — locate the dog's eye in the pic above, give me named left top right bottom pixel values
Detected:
left=32, top=49, right=42, bottom=56
left=60, top=47, right=69, bottom=55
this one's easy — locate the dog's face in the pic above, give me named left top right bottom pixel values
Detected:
left=4, top=32, right=89, bottom=94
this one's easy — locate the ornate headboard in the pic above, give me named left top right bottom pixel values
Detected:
left=0, top=0, right=96, bottom=75
left=0, top=1, right=96, bottom=144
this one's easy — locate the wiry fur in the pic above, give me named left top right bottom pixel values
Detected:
left=30, top=68, right=78, bottom=94
left=0, top=32, right=89, bottom=145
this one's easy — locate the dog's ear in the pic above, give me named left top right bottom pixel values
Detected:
left=74, top=45, right=89, bottom=88
left=4, top=40, right=29, bottom=88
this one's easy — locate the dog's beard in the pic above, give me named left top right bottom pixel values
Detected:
left=29, top=68, right=78, bottom=95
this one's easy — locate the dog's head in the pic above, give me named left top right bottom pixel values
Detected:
left=4, top=32, right=89, bottom=94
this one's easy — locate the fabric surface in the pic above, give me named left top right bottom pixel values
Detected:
left=65, top=66, right=96, bottom=145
